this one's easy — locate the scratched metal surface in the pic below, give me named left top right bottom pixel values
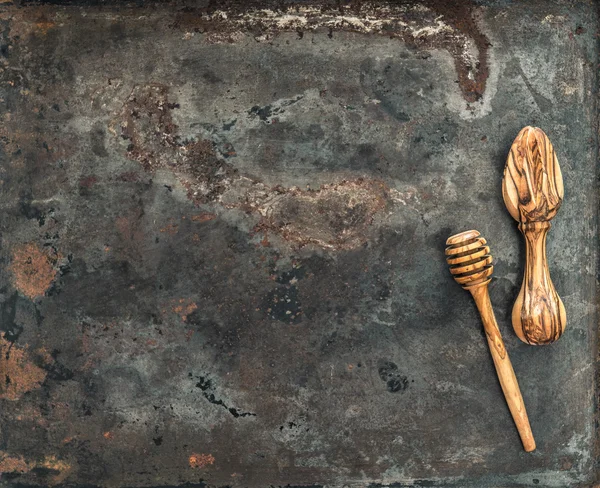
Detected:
left=0, top=1, right=597, bottom=487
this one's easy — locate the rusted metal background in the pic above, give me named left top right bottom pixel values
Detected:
left=0, top=1, right=598, bottom=487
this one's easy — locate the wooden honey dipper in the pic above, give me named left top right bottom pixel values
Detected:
left=446, top=230, right=536, bottom=452
left=503, top=126, right=566, bottom=345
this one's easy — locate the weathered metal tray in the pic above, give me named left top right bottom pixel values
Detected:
left=0, top=1, right=597, bottom=486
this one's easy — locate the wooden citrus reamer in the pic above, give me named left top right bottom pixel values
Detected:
left=502, top=126, right=566, bottom=345
left=446, top=230, right=536, bottom=452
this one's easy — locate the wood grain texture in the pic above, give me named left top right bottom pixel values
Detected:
left=502, top=126, right=566, bottom=345
left=446, top=231, right=536, bottom=452
left=470, top=285, right=536, bottom=453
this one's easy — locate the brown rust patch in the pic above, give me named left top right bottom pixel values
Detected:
left=0, top=451, right=72, bottom=485
left=251, top=179, right=390, bottom=249
left=0, top=452, right=30, bottom=474
left=116, top=84, right=237, bottom=204
left=39, top=456, right=73, bottom=485
left=421, top=0, right=490, bottom=103
left=114, top=85, right=393, bottom=250
left=13, top=403, right=46, bottom=425
left=171, top=1, right=489, bottom=102
left=189, top=453, right=215, bottom=469
left=0, top=335, right=47, bottom=401
left=159, top=222, right=179, bottom=235
left=34, top=19, right=55, bottom=35
left=170, top=299, right=198, bottom=322
left=9, top=243, right=59, bottom=299
left=191, top=212, right=217, bottom=223
left=0, top=6, right=57, bottom=38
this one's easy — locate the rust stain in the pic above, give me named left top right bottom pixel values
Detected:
left=171, top=299, right=198, bottom=322
left=251, top=179, right=390, bottom=250
left=34, top=19, right=55, bottom=35
left=0, top=452, right=30, bottom=474
left=0, top=451, right=72, bottom=485
left=421, top=0, right=490, bottom=103
left=13, top=403, right=46, bottom=426
left=0, top=334, right=47, bottom=401
left=40, top=455, right=72, bottom=485
left=36, top=347, right=54, bottom=366
left=1, top=7, right=57, bottom=38
left=115, top=84, right=237, bottom=204
left=114, top=85, right=394, bottom=251
left=191, top=212, right=217, bottom=223
left=171, top=1, right=489, bottom=102
left=159, top=222, right=179, bottom=235
left=189, top=453, right=215, bottom=469
left=9, top=243, right=59, bottom=299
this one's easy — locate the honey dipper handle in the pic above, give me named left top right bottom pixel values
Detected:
left=514, top=221, right=566, bottom=345
left=469, top=285, right=536, bottom=452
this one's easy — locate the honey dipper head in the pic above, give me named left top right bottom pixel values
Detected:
left=445, top=230, right=493, bottom=289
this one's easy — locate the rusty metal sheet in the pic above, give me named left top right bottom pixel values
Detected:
left=0, top=1, right=597, bottom=487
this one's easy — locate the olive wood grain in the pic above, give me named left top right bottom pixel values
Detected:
left=446, top=230, right=536, bottom=452
left=502, top=126, right=566, bottom=345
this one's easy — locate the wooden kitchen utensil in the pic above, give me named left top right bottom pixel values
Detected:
left=446, top=230, right=536, bottom=452
left=502, top=126, right=566, bottom=345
